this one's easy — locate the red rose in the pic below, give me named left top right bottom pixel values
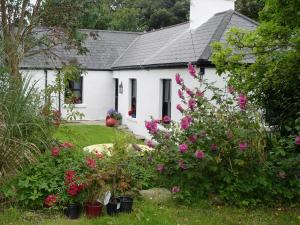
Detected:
left=60, top=142, right=74, bottom=149
left=51, top=147, right=60, bottom=157
left=67, top=183, right=79, bottom=197
left=44, top=195, right=57, bottom=207
left=65, top=170, right=76, bottom=184
left=86, top=158, right=96, bottom=168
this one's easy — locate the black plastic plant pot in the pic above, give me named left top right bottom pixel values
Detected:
left=118, top=196, right=133, bottom=213
left=106, top=198, right=120, bottom=216
left=65, top=203, right=81, bottom=219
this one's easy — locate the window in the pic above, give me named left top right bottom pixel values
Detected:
left=65, top=77, right=83, bottom=104
left=129, top=79, right=137, bottom=118
left=162, top=79, right=172, bottom=118
left=115, top=79, right=119, bottom=111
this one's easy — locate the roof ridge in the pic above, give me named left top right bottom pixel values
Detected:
left=142, top=22, right=189, bottom=35
left=79, top=28, right=142, bottom=35
left=200, top=10, right=234, bottom=60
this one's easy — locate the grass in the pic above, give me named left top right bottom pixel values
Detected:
left=1, top=125, right=299, bottom=225
left=54, top=124, right=121, bottom=149
left=0, top=200, right=299, bottom=225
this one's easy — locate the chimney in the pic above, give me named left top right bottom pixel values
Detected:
left=190, top=0, right=236, bottom=30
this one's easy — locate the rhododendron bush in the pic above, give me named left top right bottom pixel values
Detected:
left=145, top=65, right=300, bottom=206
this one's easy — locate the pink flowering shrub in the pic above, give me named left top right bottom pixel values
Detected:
left=145, top=64, right=300, bottom=206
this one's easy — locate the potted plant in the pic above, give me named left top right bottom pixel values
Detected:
left=106, top=109, right=122, bottom=127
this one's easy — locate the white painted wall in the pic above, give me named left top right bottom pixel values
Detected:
left=21, top=70, right=115, bottom=121
left=190, top=0, right=236, bottom=30
left=113, top=67, right=226, bottom=138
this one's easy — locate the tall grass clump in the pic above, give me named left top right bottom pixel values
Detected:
left=0, top=73, right=54, bottom=179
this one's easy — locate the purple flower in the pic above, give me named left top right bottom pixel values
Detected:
left=295, top=136, right=300, bottom=146
left=179, top=144, right=188, bottom=153
left=186, top=88, right=194, bottom=97
left=163, top=115, right=171, bottom=124
left=195, top=150, right=205, bottom=159
left=239, top=142, right=248, bottom=151
left=171, top=186, right=181, bottom=193
left=178, top=89, right=184, bottom=99
left=157, top=164, right=164, bottom=173
left=175, top=73, right=183, bottom=85
left=188, top=63, right=197, bottom=78
left=196, top=90, right=204, bottom=97
left=180, top=117, right=191, bottom=130
left=188, top=98, right=196, bottom=110
left=146, top=140, right=155, bottom=148
left=145, top=121, right=158, bottom=134
left=211, top=144, right=218, bottom=152
left=238, top=94, right=247, bottom=110
left=176, top=104, right=184, bottom=113
left=188, top=134, right=197, bottom=143
left=178, top=159, right=187, bottom=170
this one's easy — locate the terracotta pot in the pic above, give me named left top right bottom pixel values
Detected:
left=85, top=202, right=103, bottom=218
left=106, top=118, right=117, bottom=127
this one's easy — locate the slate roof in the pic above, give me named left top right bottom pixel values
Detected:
left=21, top=10, right=257, bottom=70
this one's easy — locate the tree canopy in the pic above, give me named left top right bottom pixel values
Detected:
left=235, top=0, right=264, bottom=21
left=212, top=0, right=300, bottom=134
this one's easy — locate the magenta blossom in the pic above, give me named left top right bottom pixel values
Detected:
left=211, top=144, right=218, bottom=152
left=227, top=86, right=235, bottom=94
left=295, top=136, right=300, bottom=146
left=176, top=104, right=184, bottom=113
left=196, top=90, right=204, bottom=97
left=188, top=98, right=196, bottom=110
left=157, top=164, right=164, bottom=173
left=188, top=134, right=197, bottom=143
left=146, top=140, right=155, bottom=148
left=178, top=159, right=187, bottom=170
left=51, top=147, right=60, bottom=157
left=186, top=88, right=194, bottom=97
left=195, top=150, right=205, bottom=159
left=145, top=120, right=158, bottom=134
left=180, top=116, right=191, bottom=130
left=178, top=89, right=184, bottom=99
left=171, top=186, right=181, bottom=193
left=238, top=94, right=247, bottom=110
left=239, top=142, right=248, bottom=151
left=175, top=73, right=183, bottom=85
left=179, top=144, right=188, bottom=153
left=188, top=63, right=197, bottom=77
left=163, top=115, right=171, bottom=124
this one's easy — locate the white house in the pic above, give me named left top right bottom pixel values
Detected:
left=21, top=0, right=257, bottom=138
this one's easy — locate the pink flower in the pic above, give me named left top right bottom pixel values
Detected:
left=211, top=144, right=218, bottom=152
left=175, top=73, right=183, bottom=85
left=95, top=150, right=104, bottom=159
left=60, top=142, right=74, bottom=148
left=163, top=115, right=171, bottom=124
left=186, top=88, right=194, bottom=97
left=239, top=142, right=248, bottom=151
left=227, top=86, right=235, bottom=94
left=44, top=195, right=57, bottom=207
left=188, top=134, right=197, bottom=143
left=188, top=98, right=196, bottom=110
left=295, top=136, right=300, bottom=145
left=180, top=117, right=191, bottom=130
left=171, top=186, right=181, bottom=193
left=146, top=140, right=155, bottom=148
left=238, top=94, right=247, bottom=110
left=145, top=120, right=158, bottom=134
left=196, top=90, right=204, bottom=97
left=195, top=150, right=205, bottom=159
left=157, top=164, right=164, bottom=173
left=51, top=147, right=60, bottom=157
left=178, top=89, right=184, bottom=99
left=179, top=144, right=188, bottom=153
left=176, top=104, right=184, bottom=113
left=188, top=63, right=197, bottom=77
left=86, top=158, right=96, bottom=168
left=178, top=159, right=187, bottom=170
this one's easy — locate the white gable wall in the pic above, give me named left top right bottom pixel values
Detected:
left=113, top=67, right=226, bottom=139
left=21, top=70, right=115, bottom=121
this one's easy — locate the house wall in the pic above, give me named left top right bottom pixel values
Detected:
left=113, top=67, right=226, bottom=139
left=21, top=70, right=115, bottom=121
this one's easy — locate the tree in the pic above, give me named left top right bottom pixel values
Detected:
left=0, top=0, right=96, bottom=81
left=212, top=0, right=300, bottom=134
left=235, top=0, right=264, bottom=21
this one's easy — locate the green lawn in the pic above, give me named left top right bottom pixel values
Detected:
left=1, top=125, right=299, bottom=225
left=54, top=124, right=121, bottom=149
left=1, top=200, right=299, bottom=225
